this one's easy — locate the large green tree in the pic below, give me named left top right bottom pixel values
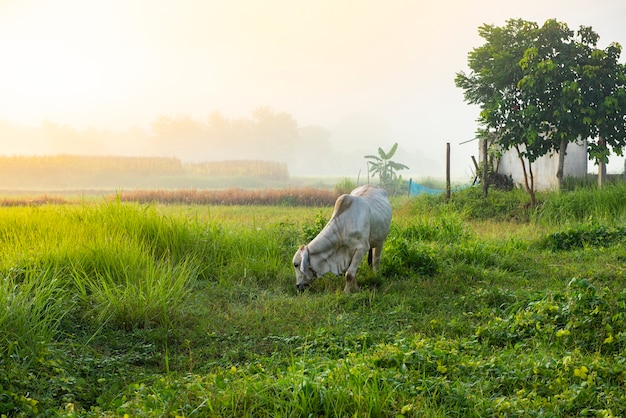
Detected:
left=578, top=39, right=626, bottom=177
left=456, top=19, right=626, bottom=205
left=517, top=20, right=626, bottom=188
left=456, top=19, right=543, bottom=205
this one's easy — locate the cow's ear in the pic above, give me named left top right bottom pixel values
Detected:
left=300, top=247, right=309, bottom=274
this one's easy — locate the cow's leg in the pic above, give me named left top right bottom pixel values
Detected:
left=371, top=244, right=384, bottom=271
left=344, top=248, right=367, bottom=293
left=344, top=270, right=359, bottom=293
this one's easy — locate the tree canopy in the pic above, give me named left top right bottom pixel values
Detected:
left=456, top=18, right=626, bottom=203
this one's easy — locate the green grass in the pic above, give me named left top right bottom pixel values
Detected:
left=1, top=184, right=626, bottom=416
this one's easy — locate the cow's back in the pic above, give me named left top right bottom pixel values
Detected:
left=350, top=185, right=392, bottom=247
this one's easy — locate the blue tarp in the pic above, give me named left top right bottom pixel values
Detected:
left=408, top=179, right=473, bottom=196
left=408, top=181, right=445, bottom=196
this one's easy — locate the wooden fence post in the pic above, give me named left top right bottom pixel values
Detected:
left=446, top=143, right=451, bottom=202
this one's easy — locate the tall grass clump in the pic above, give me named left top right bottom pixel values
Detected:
left=534, top=182, right=626, bottom=225
left=0, top=202, right=224, bottom=332
left=62, top=203, right=224, bottom=330
left=403, top=186, right=532, bottom=222
left=72, top=201, right=229, bottom=283
left=382, top=212, right=471, bottom=277
left=333, top=178, right=356, bottom=195
left=71, top=247, right=196, bottom=330
left=395, top=210, right=472, bottom=244
left=81, top=201, right=203, bottom=263
left=447, top=187, right=532, bottom=222
left=215, top=220, right=299, bottom=290
left=0, top=266, right=72, bottom=416
left=0, top=266, right=70, bottom=362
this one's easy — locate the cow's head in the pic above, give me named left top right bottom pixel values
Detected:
left=293, top=245, right=316, bottom=292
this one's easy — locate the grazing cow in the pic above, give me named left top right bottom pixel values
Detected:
left=293, top=185, right=392, bottom=293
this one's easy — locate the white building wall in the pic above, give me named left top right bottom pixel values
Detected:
left=495, top=139, right=587, bottom=190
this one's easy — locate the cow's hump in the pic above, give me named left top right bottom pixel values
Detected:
left=333, top=194, right=356, bottom=218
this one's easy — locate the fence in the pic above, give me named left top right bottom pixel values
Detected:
left=408, top=178, right=473, bottom=197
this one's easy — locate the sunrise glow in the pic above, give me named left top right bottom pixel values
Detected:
left=1, top=0, right=625, bottom=174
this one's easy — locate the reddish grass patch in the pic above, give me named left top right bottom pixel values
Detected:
left=0, top=195, right=69, bottom=207
left=114, top=188, right=338, bottom=206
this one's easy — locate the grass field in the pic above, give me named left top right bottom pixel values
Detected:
left=2, top=185, right=626, bottom=416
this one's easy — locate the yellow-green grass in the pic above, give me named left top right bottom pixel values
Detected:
left=2, top=185, right=626, bottom=416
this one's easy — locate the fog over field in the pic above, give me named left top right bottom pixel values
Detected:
left=1, top=0, right=626, bottom=179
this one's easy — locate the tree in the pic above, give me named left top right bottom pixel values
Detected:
left=455, top=19, right=538, bottom=205
left=364, top=142, right=409, bottom=194
left=151, top=115, right=208, bottom=160
left=456, top=19, right=626, bottom=205
left=251, top=106, right=299, bottom=159
left=456, top=19, right=543, bottom=205
left=517, top=20, right=626, bottom=188
left=577, top=40, right=626, bottom=184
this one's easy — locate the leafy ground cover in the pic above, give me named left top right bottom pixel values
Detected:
left=1, top=184, right=626, bottom=416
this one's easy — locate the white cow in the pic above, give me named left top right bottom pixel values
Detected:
left=293, top=185, right=392, bottom=293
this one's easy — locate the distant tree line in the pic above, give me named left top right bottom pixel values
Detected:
left=0, top=107, right=338, bottom=175
left=0, top=155, right=184, bottom=175
left=0, top=155, right=288, bottom=189
left=187, top=160, right=288, bottom=179
left=150, top=107, right=333, bottom=168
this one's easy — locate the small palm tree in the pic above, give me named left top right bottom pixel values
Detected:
left=364, top=143, right=409, bottom=193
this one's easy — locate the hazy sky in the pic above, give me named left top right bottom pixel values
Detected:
left=1, top=0, right=626, bottom=177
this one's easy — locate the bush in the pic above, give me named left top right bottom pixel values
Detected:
left=300, top=212, right=328, bottom=243
left=535, top=182, right=626, bottom=224
left=399, top=213, right=472, bottom=244
left=541, top=224, right=626, bottom=250
left=447, top=187, right=532, bottom=222
left=475, top=278, right=626, bottom=354
left=334, top=178, right=356, bottom=195
left=382, top=238, right=439, bottom=276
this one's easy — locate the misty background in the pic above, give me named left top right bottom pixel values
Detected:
left=2, top=0, right=626, bottom=181
left=0, top=110, right=443, bottom=178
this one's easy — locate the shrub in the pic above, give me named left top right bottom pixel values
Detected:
left=535, top=182, right=626, bottom=224
left=382, top=236, right=439, bottom=277
left=447, top=187, right=532, bottom=222
left=475, top=278, right=626, bottom=354
left=300, top=211, right=328, bottom=243
left=541, top=224, right=626, bottom=250
left=334, top=178, right=356, bottom=195
left=399, top=213, right=472, bottom=244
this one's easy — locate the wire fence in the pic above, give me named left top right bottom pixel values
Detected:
left=408, top=178, right=473, bottom=196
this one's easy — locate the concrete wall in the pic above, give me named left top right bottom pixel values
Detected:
left=488, top=139, right=587, bottom=190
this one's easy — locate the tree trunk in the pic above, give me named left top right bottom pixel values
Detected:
left=598, top=159, right=606, bottom=187
left=515, top=145, right=536, bottom=207
left=556, top=139, right=568, bottom=190
left=528, top=160, right=536, bottom=208
left=482, top=136, right=489, bottom=197
left=598, top=136, right=606, bottom=188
